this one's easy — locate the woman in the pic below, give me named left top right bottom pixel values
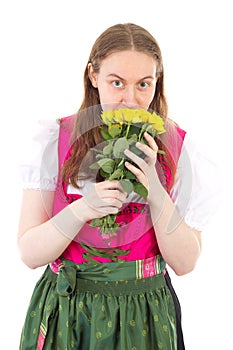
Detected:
left=18, top=23, right=216, bottom=349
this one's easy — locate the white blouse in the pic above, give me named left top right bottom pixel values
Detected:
left=18, top=119, right=221, bottom=232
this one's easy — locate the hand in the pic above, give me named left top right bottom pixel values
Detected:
left=79, top=180, right=127, bottom=222
left=124, top=132, right=162, bottom=201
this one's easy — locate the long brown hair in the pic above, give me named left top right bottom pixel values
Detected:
left=62, top=23, right=176, bottom=191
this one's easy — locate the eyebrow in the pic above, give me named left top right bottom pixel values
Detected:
left=107, top=73, right=155, bottom=81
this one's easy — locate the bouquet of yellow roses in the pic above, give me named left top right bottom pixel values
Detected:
left=89, top=108, right=166, bottom=237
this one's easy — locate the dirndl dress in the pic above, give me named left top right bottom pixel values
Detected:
left=19, top=115, right=187, bottom=349
left=19, top=255, right=180, bottom=350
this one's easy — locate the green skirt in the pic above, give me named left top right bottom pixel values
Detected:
left=19, top=257, right=177, bottom=350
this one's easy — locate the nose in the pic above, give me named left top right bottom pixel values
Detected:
left=121, top=86, right=139, bottom=108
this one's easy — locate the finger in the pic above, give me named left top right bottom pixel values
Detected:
left=143, top=132, right=159, bottom=152
left=103, top=190, right=127, bottom=203
left=125, top=161, right=148, bottom=189
left=104, top=181, right=128, bottom=198
left=98, top=180, right=120, bottom=190
left=98, top=180, right=127, bottom=194
left=136, top=142, right=155, bottom=160
left=96, top=199, right=124, bottom=210
left=82, top=199, right=119, bottom=216
left=83, top=195, right=123, bottom=213
left=125, top=161, right=143, bottom=177
left=124, top=148, right=146, bottom=169
left=96, top=182, right=127, bottom=200
left=136, top=135, right=158, bottom=156
left=93, top=183, right=127, bottom=205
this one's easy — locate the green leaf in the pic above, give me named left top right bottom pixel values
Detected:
left=108, top=125, right=122, bottom=138
left=106, top=214, right=117, bottom=225
left=124, top=169, right=136, bottom=180
left=141, top=123, right=149, bottom=131
left=113, top=137, right=129, bottom=158
left=96, top=153, right=104, bottom=160
left=128, top=134, right=138, bottom=144
left=117, top=158, right=125, bottom=169
left=145, top=125, right=156, bottom=137
left=129, top=144, right=143, bottom=156
left=120, top=179, right=134, bottom=194
left=97, top=158, right=115, bottom=174
left=157, top=149, right=166, bottom=155
left=89, top=218, right=104, bottom=227
left=109, top=168, right=123, bottom=180
left=90, top=162, right=100, bottom=170
left=100, top=168, right=109, bottom=178
left=133, top=182, right=148, bottom=198
left=90, top=147, right=103, bottom=153
left=100, top=127, right=111, bottom=140
left=103, top=141, right=113, bottom=156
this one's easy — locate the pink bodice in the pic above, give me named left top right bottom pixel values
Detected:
left=53, top=115, right=186, bottom=263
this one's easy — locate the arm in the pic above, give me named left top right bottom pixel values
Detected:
left=147, top=185, right=201, bottom=275
left=18, top=181, right=127, bottom=269
left=124, top=132, right=201, bottom=276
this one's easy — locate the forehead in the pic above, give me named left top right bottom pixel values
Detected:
left=99, top=50, right=157, bottom=78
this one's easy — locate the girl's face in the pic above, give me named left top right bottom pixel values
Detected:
left=88, top=50, right=157, bottom=111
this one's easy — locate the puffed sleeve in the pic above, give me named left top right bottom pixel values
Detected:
left=18, top=119, right=60, bottom=191
left=170, top=133, right=222, bottom=231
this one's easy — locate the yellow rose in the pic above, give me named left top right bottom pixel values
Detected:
left=140, top=110, right=150, bottom=123
left=101, top=110, right=114, bottom=124
left=123, top=109, right=135, bottom=122
left=113, top=109, right=124, bottom=123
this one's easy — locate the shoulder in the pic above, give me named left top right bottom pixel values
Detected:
left=164, top=117, right=186, bottom=140
left=161, top=117, right=187, bottom=166
left=18, top=118, right=60, bottom=191
left=31, top=118, right=60, bottom=144
left=58, top=114, right=76, bottom=133
left=172, top=130, right=222, bottom=231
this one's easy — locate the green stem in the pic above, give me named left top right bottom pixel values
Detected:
left=103, top=216, right=107, bottom=229
left=125, top=123, right=131, bottom=138
left=138, top=128, right=144, bottom=141
left=138, top=124, right=147, bottom=141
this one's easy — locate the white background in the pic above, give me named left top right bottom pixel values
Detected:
left=0, top=0, right=232, bottom=348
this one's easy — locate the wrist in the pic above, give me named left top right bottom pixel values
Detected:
left=69, top=198, right=89, bottom=223
left=147, top=180, right=167, bottom=208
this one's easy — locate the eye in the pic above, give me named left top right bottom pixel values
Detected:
left=112, top=80, right=123, bottom=87
left=139, top=81, right=149, bottom=88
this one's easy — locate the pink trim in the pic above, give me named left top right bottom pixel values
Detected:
left=49, top=258, right=63, bottom=274
left=142, top=256, right=157, bottom=277
left=37, top=331, right=45, bottom=350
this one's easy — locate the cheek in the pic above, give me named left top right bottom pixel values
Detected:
left=145, top=89, right=156, bottom=106
left=138, top=93, right=154, bottom=108
left=97, top=89, right=118, bottom=111
left=98, top=86, right=121, bottom=106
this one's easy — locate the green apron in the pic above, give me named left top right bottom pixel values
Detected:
left=20, top=256, right=177, bottom=350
